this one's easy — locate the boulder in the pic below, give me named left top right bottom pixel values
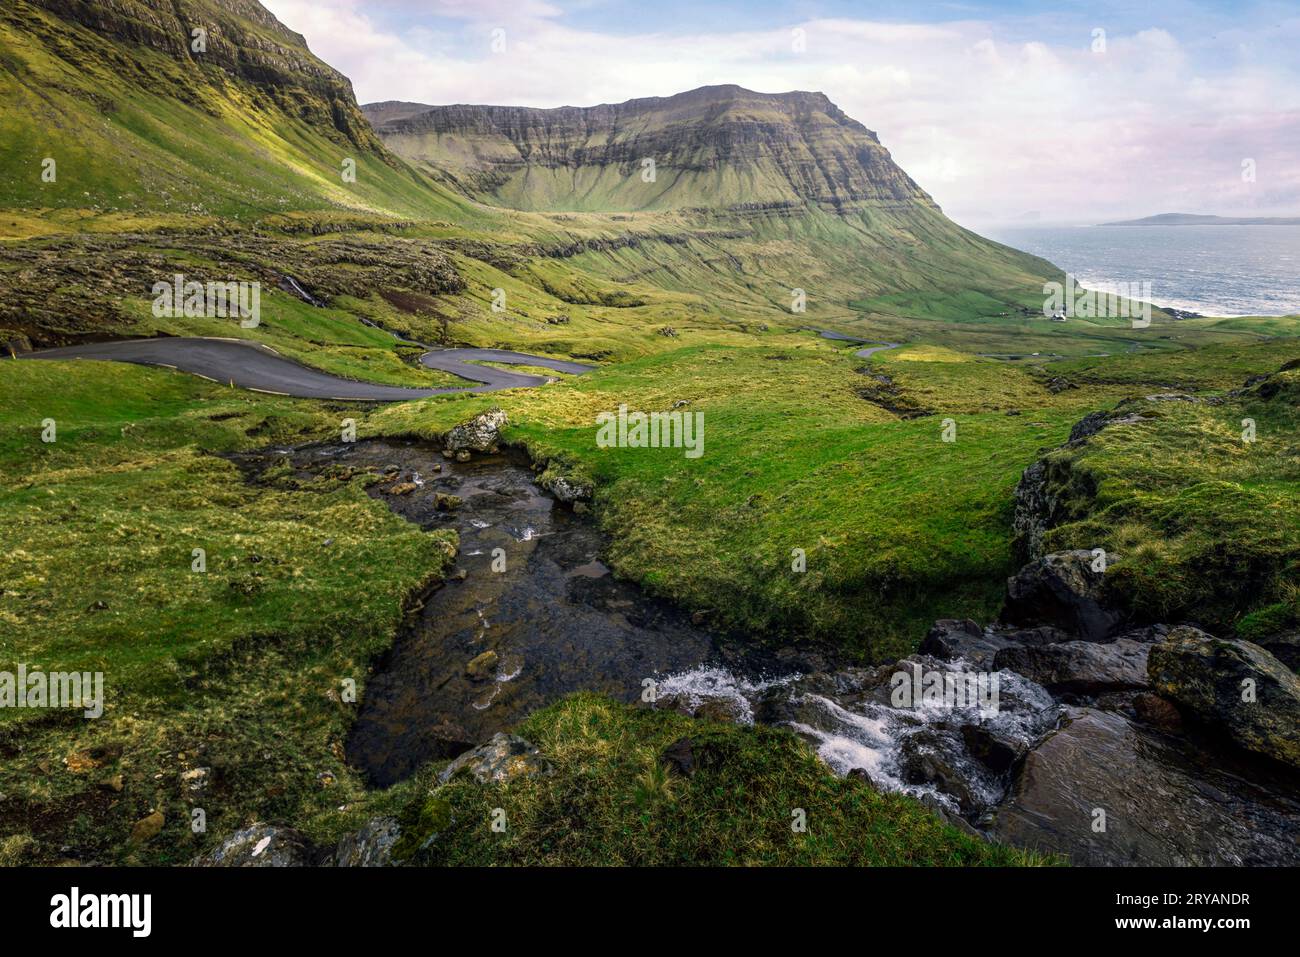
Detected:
left=918, top=619, right=1020, bottom=670
left=961, top=724, right=1026, bottom=774
left=1002, top=550, right=1124, bottom=642
left=443, top=408, right=508, bottom=453
left=1010, top=459, right=1056, bottom=561
left=994, top=638, right=1150, bottom=695
left=899, top=729, right=987, bottom=817
left=330, top=817, right=401, bottom=867
left=436, top=733, right=551, bottom=785
left=988, top=708, right=1300, bottom=865
left=1147, top=627, right=1300, bottom=769
left=538, top=470, right=593, bottom=504
left=192, top=824, right=312, bottom=867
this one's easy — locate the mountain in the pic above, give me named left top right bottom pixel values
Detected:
left=363, top=85, right=939, bottom=214
left=362, top=85, right=1063, bottom=328
left=0, top=0, right=468, bottom=219
left=1100, top=213, right=1300, bottom=226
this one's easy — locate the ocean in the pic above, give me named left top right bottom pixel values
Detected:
left=981, top=224, right=1300, bottom=318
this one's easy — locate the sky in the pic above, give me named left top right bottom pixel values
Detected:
left=260, top=0, right=1300, bottom=227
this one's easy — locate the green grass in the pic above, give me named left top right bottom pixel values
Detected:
left=1030, top=359, right=1300, bottom=634
left=368, top=335, right=1298, bottom=660
left=399, top=693, right=1051, bottom=866
left=0, top=359, right=455, bottom=863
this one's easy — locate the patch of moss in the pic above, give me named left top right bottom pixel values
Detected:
left=392, top=794, right=453, bottom=863
left=1237, top=599, right=1299, bottom=643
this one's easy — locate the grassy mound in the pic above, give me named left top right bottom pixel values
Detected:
left=398, top=693, right=1050, bottom=866
left=1034, top=360, right=1299, bottom=635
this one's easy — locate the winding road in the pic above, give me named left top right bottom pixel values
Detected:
left=17, top=328, right=887, bottom=400
left=17, top=337, right=595, bottom=401
left=813, top=328, right=901, bottom=358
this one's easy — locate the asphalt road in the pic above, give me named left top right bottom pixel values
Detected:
left=813, top=328, right=901, bottom=358
left=17, top=337, right=595, bottom=401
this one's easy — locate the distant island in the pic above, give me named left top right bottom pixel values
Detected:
left=1100, top=212, right=1300, bottom=226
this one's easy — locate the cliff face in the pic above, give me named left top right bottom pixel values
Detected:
left=363, top=85, right=940, bottom=212
left=20, top=0, right=379, bottom=149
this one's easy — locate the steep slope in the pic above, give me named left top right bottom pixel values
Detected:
left=0, top=0, right=469, bottom=219
left=364, top=85, right=938, bottom=213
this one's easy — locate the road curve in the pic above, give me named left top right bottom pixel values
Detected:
left=420, top=347, right=596, bottom=390
left=16, top=337, right=595, bottom=401
left=813, top=328, right=901, bottom=359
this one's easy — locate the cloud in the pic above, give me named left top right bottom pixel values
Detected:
left=261, top=0, right=1300, bottom=223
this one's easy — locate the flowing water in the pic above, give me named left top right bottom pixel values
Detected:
left=246, top=440, right=829, bottom=787
left=237, top=439, right=1300, bottom=864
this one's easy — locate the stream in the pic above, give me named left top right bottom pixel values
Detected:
left=242, top=439, right=1300, bottom=865
left=248, top=440, right=831, bottom=787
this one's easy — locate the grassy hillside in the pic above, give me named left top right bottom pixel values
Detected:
left=6, top=2, right=1279, bottom=360
left=0, top=0, right=476, bottom=221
